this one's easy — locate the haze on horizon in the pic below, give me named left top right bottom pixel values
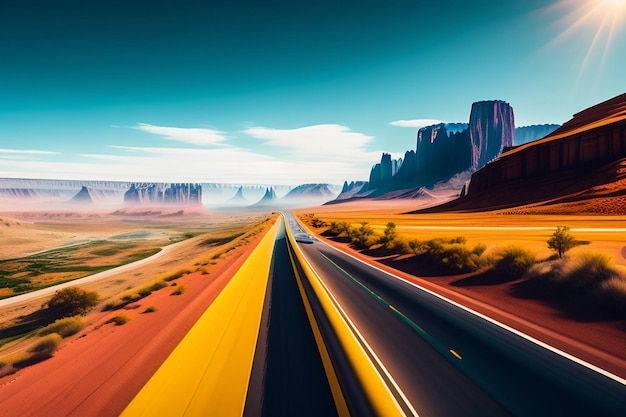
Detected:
left=1, top=0, right=625, bottom=186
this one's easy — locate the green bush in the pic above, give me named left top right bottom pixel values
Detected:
left=105, top=314, right=130, bottom=326
left=439, top=244, right=485, bottom=273
left=29, top=333, right=62, bottom=356
left=143, top=305, right=157, bottom=313
left=350, top=222, right=375, bottom=249
left=39, top=316, right=85, bottom=338
left=44, top=287, right=99, bottom=318
left=492, top=245, right=536, bottom=280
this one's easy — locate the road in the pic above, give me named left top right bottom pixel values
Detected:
left=283, top=212, right=626, bottom=416
left=0, top=239, right=183, bottom=308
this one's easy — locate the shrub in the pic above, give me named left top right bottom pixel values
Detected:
left=105, top=314, right=130, bottom=326
left=0, top=361, right=6, bottom=369
left=143, top=305, right=157, bottom=313
left=439, top=244, right=485, bottom=273
left=44, top=287, right=99, bottom=318
left=171, top=285, right=186, bottom=296
left=164, top=269, right=191, bottom=282
left=547, top=226, right=576, bottom=259
left=29, top=333, right=62, bottom=357
left=350, top=222, right=375, bottom=249
left=380, top=222, right=398, bottom=248
left=137, top=280, right=167, bottom=297
left=561, top=251, right=618, bottom=292
left=493, top=245, right=536, bottom=280
left=592, top=276, right=626, bottom=317
left=39, top=316, right=85, bottom=338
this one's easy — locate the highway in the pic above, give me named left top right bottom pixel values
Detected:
left=283, top=212, right=626, bottom=416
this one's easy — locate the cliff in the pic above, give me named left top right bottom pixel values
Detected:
left=252, top=187, right=277, bottom=207
left=423, top=92, right=626, bottom=213
left=469, top=100, right=515, bottom=170
left=514, top=124, right=560, bottom=145
left=354, top=100, right=514, bottom=199
left=334, top=181, right=369, bottom=201
left=69, top=186, right=93, bottom=204
left=124, top=183, right=202, bottom=206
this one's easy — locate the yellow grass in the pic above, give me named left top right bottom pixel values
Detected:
left=297, top=204, right=626, bottom=266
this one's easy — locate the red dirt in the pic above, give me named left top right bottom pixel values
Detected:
left=0, top=227, right=269, bottom=417
left=318, top=236, right=626, bottom=380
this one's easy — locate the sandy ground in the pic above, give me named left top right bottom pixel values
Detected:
left=296, top=201, right=626, bottom=379
left=0, top=217, right=273, bottom=417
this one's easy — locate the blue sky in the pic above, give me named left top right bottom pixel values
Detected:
left=1, top=0, right=625, bottom=185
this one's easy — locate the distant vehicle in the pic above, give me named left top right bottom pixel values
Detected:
left=294, top=233, right=315, bottom=243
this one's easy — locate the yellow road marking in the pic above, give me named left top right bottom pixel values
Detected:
left=287, top=238, right=351, bottom=417
left=120, top=222, right=278, bottom=417
left=450, top=349, right=462, bottom=360
left=285, top=222, right=406, bottom=417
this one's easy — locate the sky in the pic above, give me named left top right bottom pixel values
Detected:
left=1, top=0, right=625, bottom=185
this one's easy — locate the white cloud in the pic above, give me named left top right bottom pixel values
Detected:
left=243, top=124, right=378, bottom=162
left=0, top=123, right=383, bottom=185
left=134, top=123, right=228, bottom=146
left=389, top=119, right=442, bottom=128
left=0, top=148, right=59, bottom=155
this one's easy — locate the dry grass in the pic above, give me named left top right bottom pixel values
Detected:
left=39, top=316, right=85, bottom=338
left=105, top=315, right=130, bottom=326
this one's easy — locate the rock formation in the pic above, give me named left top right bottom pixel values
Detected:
left=514, top=124, right=560, bottom=145
left=465, top=92, right=626, bottom=202
left=124, top=183, right=202, bottom=206
left=282, top=184, right=336, bottom=200
left=226, top=186, right=248, bottom=205
left=355, top=100, right=514, bottom=199
left=468, top=100, right=515, bottom=170
left=69, top=186, right=93, bottom=204
left=335, top=181, right=369, bottom=200
left=252, top=187, right=277, bottom=207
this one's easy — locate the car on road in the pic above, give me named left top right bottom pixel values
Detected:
left=294, top=233, right=315, bottom=243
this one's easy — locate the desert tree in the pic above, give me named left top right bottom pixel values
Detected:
left=547, top=226, right=576, bottom=259
left=380, top=222, right=398, bottom=248
left=44, top=287, right=99, bottom=319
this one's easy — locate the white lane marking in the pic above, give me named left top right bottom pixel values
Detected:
left=306, top=229, right=626, bottom=387
left=295, top=236, right=419, bottom=417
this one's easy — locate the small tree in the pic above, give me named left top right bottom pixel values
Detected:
left=381, top=222, right=398, bottom=248
left=351, top=222, right=375, bottom=249
left=44, top=287, right=99, bottom=318
left=547, top=226, right=576, bottom=259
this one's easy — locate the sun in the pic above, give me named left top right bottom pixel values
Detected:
left=545, top=0, right=626, bottom=74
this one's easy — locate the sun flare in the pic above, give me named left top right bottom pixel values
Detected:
left=546, top=0, right=626, bottom=76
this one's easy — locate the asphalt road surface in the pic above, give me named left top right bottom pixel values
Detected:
left=284, top=212, right=626, bottom=417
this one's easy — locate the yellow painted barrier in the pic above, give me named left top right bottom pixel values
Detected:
left=284, top=220, right=406, bottom=417
left=121, top=221, right=278, bottom=417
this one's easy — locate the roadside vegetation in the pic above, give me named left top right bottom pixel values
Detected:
left=105, top=314, right=130, bottom=326
left=301, top=215, right=626, bottom=319
left=0, top=240, right=163, bottom=299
